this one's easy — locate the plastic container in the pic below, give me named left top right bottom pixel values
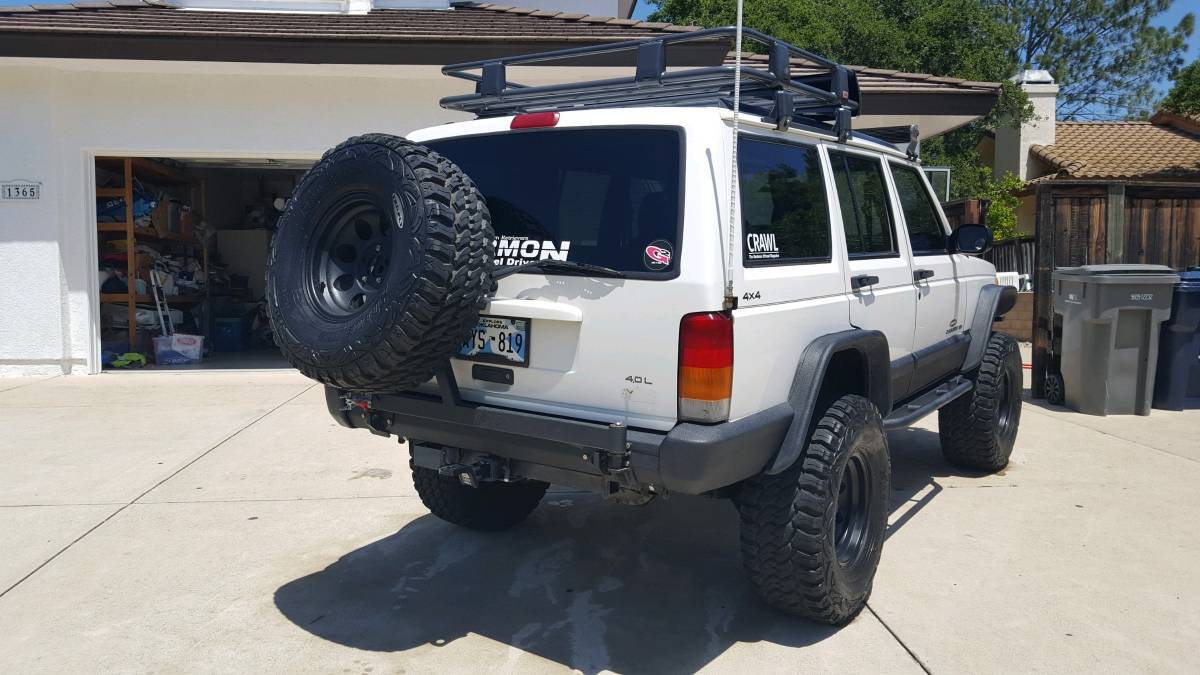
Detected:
left=213, top=317, right=247, bottom=352
left=153, top=334, right=204, bottom=365
left=1051, top=265, right=1180, bottom=416
left=1153, top=268, right=1200, bottom=410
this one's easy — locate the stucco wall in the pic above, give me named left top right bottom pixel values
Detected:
left=0, top=59, right=625, bottom=375
left=0, top=68, right=66, bottom=376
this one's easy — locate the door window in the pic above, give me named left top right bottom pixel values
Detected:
left=829, top=152, right=897, bottom=258
left=738, top=137, right=831, bottom=266
left=891, top=164, right=948, bottom=255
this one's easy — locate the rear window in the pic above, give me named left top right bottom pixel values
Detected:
left=425, top=128, right=682, bottom=276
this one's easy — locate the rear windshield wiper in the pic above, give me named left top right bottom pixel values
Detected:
left=493, top=259, right=626, bottom=280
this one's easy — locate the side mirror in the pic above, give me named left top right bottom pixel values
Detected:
left=949, top=224, right=992, bottom=256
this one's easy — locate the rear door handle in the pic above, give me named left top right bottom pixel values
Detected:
left=851, top=274, right=880, bottom=290
left=914, top=268, right=935, bottom=282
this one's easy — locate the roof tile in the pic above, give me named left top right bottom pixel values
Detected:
left=1032, top=121, right=1200, bottom=179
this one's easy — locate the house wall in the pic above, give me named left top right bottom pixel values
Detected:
left=1015, top=193, right=1036, bottom=236
left=0, top=58, right=617, bottom=376
left=993, top=292, right=1033, bottom=342
left=994, top=79, right=1058, bottom=181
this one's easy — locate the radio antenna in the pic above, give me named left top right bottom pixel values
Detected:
left=724, top=0, right=744, bottom=303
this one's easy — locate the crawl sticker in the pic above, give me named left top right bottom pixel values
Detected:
left=745, top=232, right=780, bottom=260
left=643, top=239, right=673, bottom=271
left=494, top=236, right=571, bottom=266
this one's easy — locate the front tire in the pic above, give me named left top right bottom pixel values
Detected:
left=938, top=331, right=1022, bottom=471
left=735, top=395, right=890, bottom=625
left=411, top=460, right=548, bottom=532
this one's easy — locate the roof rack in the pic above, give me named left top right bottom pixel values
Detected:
left=439, top=27, right=861, bottom=142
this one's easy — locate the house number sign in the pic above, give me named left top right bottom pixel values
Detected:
left=1, top=181, right=42, bottom=201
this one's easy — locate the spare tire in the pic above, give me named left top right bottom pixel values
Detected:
left=266, top=133, right=495, bottom=391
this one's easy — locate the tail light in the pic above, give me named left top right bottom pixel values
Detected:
left=678, top=312, right=733, bottom=423
left=510, top=112, right=560, bottom=129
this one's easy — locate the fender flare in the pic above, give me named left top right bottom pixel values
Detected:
left=962, top=284, right=1017, bottom=373
left=763, top=329, right=891, bottom=475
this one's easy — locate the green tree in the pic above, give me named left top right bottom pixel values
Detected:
left=980, top=173, right=1025, bottom=240
left=648, top=0, right=1018, bottom=83
left=990, top=0, right=1194, bottom=119
left=1161, top=59, right=1200, bottom=115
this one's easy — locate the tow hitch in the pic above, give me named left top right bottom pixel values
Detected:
left=438, top=457, right=515, bottom=487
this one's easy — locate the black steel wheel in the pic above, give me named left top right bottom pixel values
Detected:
left=1044, top=370, right=1065, bottom=406
left=307, top=196, right=393, bottom=319
left=835, top=453, right=873, bottom=567
left=735, top=394, right=890, bottom=625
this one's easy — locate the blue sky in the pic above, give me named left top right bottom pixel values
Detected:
left=0, top=0, right=1193, bottom=97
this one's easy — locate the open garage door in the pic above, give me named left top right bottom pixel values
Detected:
left=95, top=156, right=312, bottom=371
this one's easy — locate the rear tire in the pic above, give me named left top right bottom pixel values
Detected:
left=411, top=460, right=548, bottom=532
left=735, top=395, right=890, bottom=625
left=938, top=332, right=1022, bottom=471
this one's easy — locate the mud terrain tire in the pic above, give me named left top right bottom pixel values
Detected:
left=267, top=134, right=494, bottom=391
left=411, top=460, right=548, bottom=532
left=938, top=331, right=1022, bottom=471
left=735, top=394, right=890, bottom=625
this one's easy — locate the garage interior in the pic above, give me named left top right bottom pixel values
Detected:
left=95, top=156, right=312, bottom=370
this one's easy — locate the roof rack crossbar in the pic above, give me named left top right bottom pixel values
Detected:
left=439, top=26, right=860, bottom=140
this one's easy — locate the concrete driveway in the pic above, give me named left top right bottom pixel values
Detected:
left=1, top=369, right=1197, bottom=673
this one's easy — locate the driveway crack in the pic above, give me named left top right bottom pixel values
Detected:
left=867, top=604, right=932, bottom=674
left=0, top=384, right=316, bottom=600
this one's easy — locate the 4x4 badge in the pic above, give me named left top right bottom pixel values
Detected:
left=643, top=239, right=673, bottom=271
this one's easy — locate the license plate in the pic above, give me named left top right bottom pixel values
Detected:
left=457, top=315, right=530, bottom=367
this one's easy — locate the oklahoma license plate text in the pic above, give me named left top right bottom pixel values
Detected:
left=458, top=315, right=529, bottom=366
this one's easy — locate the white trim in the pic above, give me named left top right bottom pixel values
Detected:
left=83, top=152, right=101, bottom=375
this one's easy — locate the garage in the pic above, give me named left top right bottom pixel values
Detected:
left=96, top=156, right=312, bottom=369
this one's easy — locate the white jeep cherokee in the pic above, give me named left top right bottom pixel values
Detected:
left=266, top=28, right=1021, bottom=625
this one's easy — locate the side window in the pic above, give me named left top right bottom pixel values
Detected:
left=738, top=136, right=831, bottom=266
left=829, top=152, right=897, bottom=257
left=891, top=164, right=948, bottom=255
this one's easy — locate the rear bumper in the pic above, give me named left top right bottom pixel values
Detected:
left=326, top=386, right=790, bottom=495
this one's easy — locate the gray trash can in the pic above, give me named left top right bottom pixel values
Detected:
left=1051, top=265, right=1181, bottom=416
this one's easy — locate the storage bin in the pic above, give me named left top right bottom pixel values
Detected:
left=153, top=334, right=204, bottom=365
left=213, top=317, right=248, bottom=352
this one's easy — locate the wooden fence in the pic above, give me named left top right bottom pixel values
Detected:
left=940, top=198, right=989, bottom=230
left=983, top=236, right=1036, bottom=277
